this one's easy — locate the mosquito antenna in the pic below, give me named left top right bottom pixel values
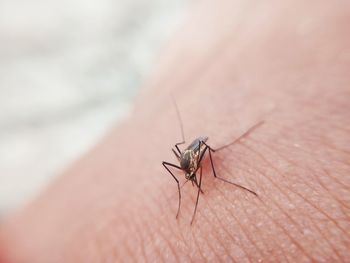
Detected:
left=214, top=120, right=265, bottom=152
left=171, top=95, right=185, bottom=142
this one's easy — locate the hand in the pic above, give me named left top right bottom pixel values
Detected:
left=1, top=1, right=349, bottom=262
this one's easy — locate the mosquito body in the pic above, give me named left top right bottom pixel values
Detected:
left=174, top=136, right=208, bottom=179
left=162, top=99, right=263, bottom=224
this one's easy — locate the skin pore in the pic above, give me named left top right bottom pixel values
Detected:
left=1, top=0, right=350, bottom=262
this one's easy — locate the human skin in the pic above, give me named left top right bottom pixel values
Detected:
left=1, top=0, right=350, bottom=262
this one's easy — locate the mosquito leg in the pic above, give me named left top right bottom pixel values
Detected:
left=162, top=161, right=183, bottom=218
left=197, top=140, right=202, bottom=165
left=193, top=140, right=208, bottom=176
left=191, top=144, right=208, bottom=195
left=172, top=149, right=180, bottom=160
left=194, top=143, right=208, bottom=174
left=193, top=175, right=204, bottom=194
left=204, top=144, right=258, bottom=196
left=215, top=176, right=257, bottom=196
left=213, top=120, right=265, bottom=152
left=205, top=144, right=217, bottom=177
left=202, top=141, right=216, bottom=152
left=191, top=166, right=203, bottom=225
left=175, top=141, right=185, bottom=155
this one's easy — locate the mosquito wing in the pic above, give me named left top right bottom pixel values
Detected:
left=186, top=136, right=208, bottom=153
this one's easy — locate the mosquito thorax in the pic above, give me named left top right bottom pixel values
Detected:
left=180, top=150, right=196, bottom=172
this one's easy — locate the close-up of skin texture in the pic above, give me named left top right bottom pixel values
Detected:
left=1, top=0, right=350, bottom=262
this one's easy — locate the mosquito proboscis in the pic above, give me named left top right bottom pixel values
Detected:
left=162, top=98, right=264, bottom=225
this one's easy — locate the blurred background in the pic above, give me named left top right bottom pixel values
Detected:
left=0, top=0, right=191, bottom=215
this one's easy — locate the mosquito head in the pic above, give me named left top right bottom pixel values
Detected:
left=185, top=173, right=192, bottom=180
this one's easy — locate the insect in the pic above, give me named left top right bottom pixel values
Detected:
left=162, top=98, right=264, bottom=224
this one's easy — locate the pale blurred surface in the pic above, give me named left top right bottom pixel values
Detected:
left=0, top=0, right=190, bottom=214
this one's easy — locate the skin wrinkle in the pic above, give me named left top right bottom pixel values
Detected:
left=318, top=139, right=350, bottom=158
left=97, top=208, right=141, bottom=262
left=193, top=207, right=230, bottom=262
left=138, top=196, right=174, bottom=263
left=322, top=168, right=350, bottom=212
left=261, top=137, right=350, bottom=215
left=101, top=192, right=160, bottom=262
left=242, top=141, right=350, bottom=239
left=94, top=223, right=126, bottom=263
left=258, top=155, right=344, bottom=261
left=216, top=162, right=290, bottom=262
left=208, top=183, right=266, bottom=262
left=187, top=200, right=227, bottom=262
left=227, top=153, right=318, bottom=262
left=257, top=198, right=315, bottom=262
left=205, top=160, right=267, bottom=259
left=251, top=137, right=350, bottom=237
left=303, top=110, right=350, bottom=148
left=321, top=121, right=350, bottom=135
left=243, top=153, right=350, bottom=262
left=250, top=137, right=348, bottom=211
left=165, top=219, right=192, bottom=262
left=187, top=197, right=225, bottom=262
left=142, top=216, right=165, bottom=263
left=180, top=184, right=240, bottom=262
left=151, top=186, right=185, bottom=263
left=221, top=172, right=288, bottom=261
left=313, top=112, right=350, bottom=139
left=165, top=183, right=208, bottom=261
left=197, top=203, right=237, bottom=262
left=79, top=218, right=122, bottom=263
left=253, top=134, right=350, bottom=191
left=221, top=161, right=310, bottom=260
left=296, top=194, right=350, bottom=258
left=297, top=123, right=350, bottom=159
left=225, top=148, right=316, bottom=260
left=189, top=230, right=207, bottom=263
left=213, top=146, right=304, bottom=262
left=308, top=218, right=343, bottom=261
left=231, top=143, right=295, bottom=204
left=198, top=189, right=250, bottom=263
left=117, top=217, right=143, bottom=263
left=238, top=142, right=349, bottom=260
left=129, top=212, right=149, bottom=263
left=83, top=197, right=139, bottom=261
left=148, top=169, right=195, bottom=262
left=86, top=202, right=130, bottom=261
left=152, top=219, right=180, bottom=262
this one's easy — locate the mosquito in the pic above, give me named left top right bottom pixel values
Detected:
left=162, top=99, right=264, bottom=225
